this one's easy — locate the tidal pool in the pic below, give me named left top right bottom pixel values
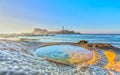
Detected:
left=35, top=45, right=93, bottom=64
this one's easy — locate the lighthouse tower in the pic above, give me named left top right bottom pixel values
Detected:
left=62, top=26, right=64, bottom=31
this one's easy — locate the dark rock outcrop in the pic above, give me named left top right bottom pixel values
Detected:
left=32, top=28, right=80, bottom=35
left=77, top=40, right=88, bottom=44
left=32, top=28, right=48, bottom=35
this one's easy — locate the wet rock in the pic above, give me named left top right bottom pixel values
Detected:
left=0, top=70, right=26, bottom=75
left=0, top=40, right=118, bottom=75
left=76, top=43, right=116, bottom=50
left=89, top=66, right=109, bottom=75
left=97, top=50, right=108, bottom=66
left=77, top=40, right=88, bottom=44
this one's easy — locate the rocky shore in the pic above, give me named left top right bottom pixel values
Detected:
left=0, top=40, right=120, bottom=75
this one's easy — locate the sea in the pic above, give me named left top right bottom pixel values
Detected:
left=1, top=34, right=120, bottom=48
left=13, top=34, right=120, bottom=48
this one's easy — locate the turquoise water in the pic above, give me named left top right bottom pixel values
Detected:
left=35, top=45, right=93, bottom=64
left=3, top=34, right=120, bottom=48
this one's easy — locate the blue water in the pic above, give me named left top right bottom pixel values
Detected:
left=35, top=45, right=93, bottom=63
left=16, top=34, right=120, bottom=48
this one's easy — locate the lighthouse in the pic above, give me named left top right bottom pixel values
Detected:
left=62, top=26, right=64, bottom=31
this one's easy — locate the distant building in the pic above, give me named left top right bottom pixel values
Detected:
left=62, top=26, right=64, bottom=31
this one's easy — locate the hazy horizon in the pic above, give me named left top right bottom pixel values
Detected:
left=1, top=0, right=120, bottom=34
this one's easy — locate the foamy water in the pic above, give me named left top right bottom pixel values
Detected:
left=1, top=34, right=120, bottom=48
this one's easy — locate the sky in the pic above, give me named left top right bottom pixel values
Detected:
left=0, top=0, right=120, bottom=33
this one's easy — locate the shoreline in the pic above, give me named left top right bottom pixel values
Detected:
left=0, top=39, right=120, bottom=75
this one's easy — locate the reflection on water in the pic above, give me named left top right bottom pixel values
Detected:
left=35, top=45, right=93, bottom=64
